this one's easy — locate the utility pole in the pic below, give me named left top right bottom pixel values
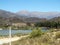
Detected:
left=9, top=26, right=11, bottom=45
left=6, top=18, right=12, bottom=45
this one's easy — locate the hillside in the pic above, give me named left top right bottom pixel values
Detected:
left=0, top=9, right=60, bottom=24
left=0, top=9, right=47, bottom=23
left=49, top=17, right=60, bottom=22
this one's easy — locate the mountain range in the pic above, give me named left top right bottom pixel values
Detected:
left=0, top=9, right=60, bottom=24
left=17, top=10, right=60, bottom=19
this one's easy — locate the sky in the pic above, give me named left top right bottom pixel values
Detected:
left=0, top=0, right=60, bottom=12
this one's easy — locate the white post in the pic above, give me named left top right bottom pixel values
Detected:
left=9, top=26, right=11, bottom=45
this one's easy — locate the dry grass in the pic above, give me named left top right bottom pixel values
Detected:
left=3, top=29, right=60, bottom=45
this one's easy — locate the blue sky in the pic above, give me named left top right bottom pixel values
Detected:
left=0, top=0, right=60, bottom=12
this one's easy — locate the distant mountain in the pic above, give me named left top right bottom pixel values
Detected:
left=17, top=10, right=60, bottom=19
left=16, top=10, right=29, bottom=16
left=0, top=9, right=44, bottom=23
left=0, top=9, right=16, bottom=18
left=0, top=9, right=26, bottom=24
left=0, top=9, right=60, bottom=24
left=49, top=17, right=60, bottom=22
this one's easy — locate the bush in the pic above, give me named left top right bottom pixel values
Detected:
left=30, top=28, right=43, bottom=38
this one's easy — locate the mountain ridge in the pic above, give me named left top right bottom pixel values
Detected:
left=0, top=9, right=60, bottom=24
left=17, top=10, right=60, bottom=19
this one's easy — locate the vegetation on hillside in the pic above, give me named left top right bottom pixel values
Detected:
left=35, top=21, right=60, bottom=28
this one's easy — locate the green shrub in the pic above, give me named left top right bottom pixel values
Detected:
left=30, top=28, right=43, bottom=38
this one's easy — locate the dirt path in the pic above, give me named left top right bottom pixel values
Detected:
left=0, top=35, right=29, bottom=45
